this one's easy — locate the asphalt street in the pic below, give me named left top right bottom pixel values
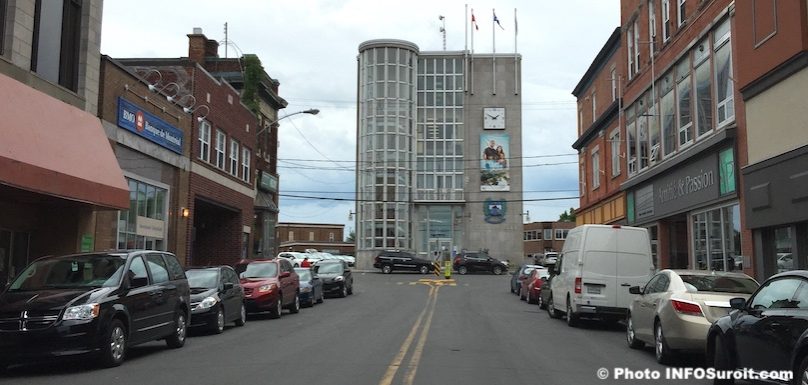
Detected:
left=2, top=272, right=716, bottom=385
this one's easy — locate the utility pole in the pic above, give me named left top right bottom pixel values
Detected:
left=223, top=22, right=229, bottom=58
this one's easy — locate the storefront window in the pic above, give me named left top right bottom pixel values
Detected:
left=775, top=227, right=795, bottom=274
left=692, top=204, right=741, bottom=272
left=118, top=178, right=168, bottom=250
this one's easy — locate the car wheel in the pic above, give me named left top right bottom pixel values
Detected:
left=458, top=266, right=468, bottom=275
left=235, top=304, right=247, bottom=327
left=100, top=319, right=127, bottom=367
left=566, top=297, right=579, bottom=327
left=547, top=293, right=561, bottom=319
left=165, top=311, right=187, bottom=349
left=794, top=354, right=808, bottom=385
left=419, top=265, right=429, bottom=274
left=492, top=266, right=503, bottom=275
left=381, top=264, right=393, bottom=274
left=210, top=306, right=225, bottom=334
left=711, top=334, right=735, bottom=385
left=294, top=263, right=299, bottom=268
left=654, top=321, right=674, bottom=365
left=289, top=294, right=300, bottom=314
left=339, top=284, right=348, bottom=298
left=268, top=296, right=283, bottom=319
left=626, top=313, right=644, bottom=349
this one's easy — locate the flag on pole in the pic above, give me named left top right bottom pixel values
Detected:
left=493, top=10, right=504, bottom=30
left=471, top=11, right=479, bottom=30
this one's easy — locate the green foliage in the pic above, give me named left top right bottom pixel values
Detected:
left=346, top=230, right=356, bottom=243
left=241, top=54, right=263, bottom=116
left=559, top=207, right=577, bottom=222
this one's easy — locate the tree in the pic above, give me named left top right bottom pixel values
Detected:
left=346, top=229, right=355, bottom=243
left=559, top=207, right=577, bottom=222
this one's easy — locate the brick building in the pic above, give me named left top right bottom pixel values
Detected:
left=1, top=0, right=129, bottom=286
left=523, top=221, right=576, bottom=261
left=116, top=54, right=260, bottom=267
left=735, top=1, right=808, bottom=279
left=575, top=0, right=752, bottom=275
left=277, top=223, right=355, bottom=255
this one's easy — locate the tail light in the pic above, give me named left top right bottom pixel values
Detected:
left=574, top=277, right=582, bottom=294
left=454, top=257, right=461, bottom=264
left=671, top=299, right=703, bottom=316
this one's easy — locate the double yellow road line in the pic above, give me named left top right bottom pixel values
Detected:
left=378, top=284, right=440, bottom=385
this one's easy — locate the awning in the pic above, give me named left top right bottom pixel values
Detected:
left=0, top=73, right=129, bottom=209
left=255, top=191, right=279, bottom=212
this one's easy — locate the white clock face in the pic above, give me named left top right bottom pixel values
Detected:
left=483, top=107, right=505, bottom=129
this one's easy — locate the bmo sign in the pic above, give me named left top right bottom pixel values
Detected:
left=117, top=97, right=183, bottom=154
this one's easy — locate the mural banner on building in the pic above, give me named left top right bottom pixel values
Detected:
left=480, top=133, right=510, bottom=191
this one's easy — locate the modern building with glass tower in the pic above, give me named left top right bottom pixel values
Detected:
left=355, top=39, right=523, bottom=269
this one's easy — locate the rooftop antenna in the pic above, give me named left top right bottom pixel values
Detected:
left=439, top=15, right=446, bottom=50
left=223, top=22, right=229, bottom=58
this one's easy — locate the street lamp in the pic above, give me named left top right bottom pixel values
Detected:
left=521, top=210, right=531, bottom=223
left=256, top=108, right=319, bottom=136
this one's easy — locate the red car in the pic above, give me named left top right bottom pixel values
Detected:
left=520, top=268, right=550, bottom=304
left=235, top=259, right=300, bottom=319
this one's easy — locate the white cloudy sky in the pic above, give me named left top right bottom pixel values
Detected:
left=101, top=0, right=620, bottom=237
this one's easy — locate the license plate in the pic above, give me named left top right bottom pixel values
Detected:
left=587, top=286, right=601, bottom=294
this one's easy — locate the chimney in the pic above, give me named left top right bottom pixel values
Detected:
left=187, top=28, right=219, bottom=63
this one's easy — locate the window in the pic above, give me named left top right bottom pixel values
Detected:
left=198, top=121, right=211, bottom=162
left=695, top=53, right=713, bottom=137
left=329, top=232, right=335, bottom=241
left=544, top=229, right=553, bottom=240
left=610, top=130, right=621, bottom=177
left=714, top=19, right=734, bottom=127
left=215, top=130, right=226, bottom=169
left=555, top=229, right=569, bottom=240
left=578, top=108, right=583, bottom=134
left=648, top=0, right=657, bottom=43
left=662, top=0, right=671, bottom=42
left=128, top=256, right=149, bottom=287
left=750, top=278, right=802, bottom=310
left=591, top=148, right=600, bottom=189
left=31, top=0, right=82, bottom=91
left=692, top=204, right=741, bottom=272
left=660, top=73, right=676, bottom=157
left=309, top=232, right=314, bottom=241
left=676, top=58, right=693, bottom=147
left=288, top=231, right=294, bottom=241
left=146, top=254, right=169, bottom=284
left=627, top=20, right=640, bottom=79
left=118, top=178, right=168, bottom=250
left=241, top=147, right=251, bottom=183
left=229, top=140, right=239, bottom=177
left=627, top=106, right=637, bottom=176
left=591, top=92, right=597, bottom=123
left=647, top=92, right=660, bottom=164
left=610, top=68, right=617, bottom=101
left=579, top=162, right=586, bottom=196
left=633, top=19, right=640, bottom=74
left=678, top=0, right=686, bottom=27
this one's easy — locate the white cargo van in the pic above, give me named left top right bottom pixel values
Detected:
left=547, top=224, right=654, bottom=327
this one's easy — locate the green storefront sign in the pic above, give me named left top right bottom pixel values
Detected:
left=719, top=148, right=736, bottom=195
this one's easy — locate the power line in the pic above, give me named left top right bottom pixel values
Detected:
left=277, top=152, right=578, bottom=164
left=279, top=188, right=579, bottom=194
left=277, top=160, right=578, bottom=172
left=279, top=194, right=579, bottom=203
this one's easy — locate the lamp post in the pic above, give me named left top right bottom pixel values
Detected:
left=256, top=108, right=320, bottom=136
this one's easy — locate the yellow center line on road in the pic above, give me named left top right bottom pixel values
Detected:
left=378, top=284, right=439, bottom=385
left=402, top=284, right=440, bottom=385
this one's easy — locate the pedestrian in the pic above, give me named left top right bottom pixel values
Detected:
left=301, top=257, right=312, bottom=268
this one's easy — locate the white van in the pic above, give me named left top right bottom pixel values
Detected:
left=547, top=224, right=654, bottom=327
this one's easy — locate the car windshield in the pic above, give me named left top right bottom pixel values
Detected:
left=296, top=269, right=312, bottom=281
left=680, top=275, right=759, bottom=294
left=185, top=269, right=218, bottom=288
left=522, top=267, right=536, bottom=275
left=242, top=263, right=278, bottom=278
left=316, top=263, right=343, bottom=274
left=8, top=254, right=127, bottom=291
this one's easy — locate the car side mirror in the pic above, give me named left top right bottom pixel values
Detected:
left=629, top=286, right=642, bottom=295
left=730, top=297, right=746, bottom=310
left=279, top=271, right=291, bottom=278
left=223, top=282, right=234, bottom=290
left=131, top=277, right=149, bottom=288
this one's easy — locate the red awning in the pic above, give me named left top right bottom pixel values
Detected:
left=0, top=73, right=129, bottom=209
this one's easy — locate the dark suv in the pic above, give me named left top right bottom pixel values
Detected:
left=374, top=250, right=435, bottom=274
left=0, top=251, right=191, bottom=369
left=185, top=266, right=246, bottom=334
left=454, top=251, right=508, bottom=275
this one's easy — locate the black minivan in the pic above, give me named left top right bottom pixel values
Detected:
left=0, top=251, right=191, bottom=369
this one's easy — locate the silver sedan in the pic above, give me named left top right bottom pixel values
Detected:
left=625, top=269, right=759, bottom=364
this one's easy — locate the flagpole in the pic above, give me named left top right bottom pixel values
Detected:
left=514, top=8, right=518, bottom=95
left=471, top=8, right=475, bottom=95
left=465, top=4, right=469, bottom=92
left=492, top=8, right=496, bottom=95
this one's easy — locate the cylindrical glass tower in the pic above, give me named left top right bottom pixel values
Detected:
left=357, top=40, right=418, bottom=261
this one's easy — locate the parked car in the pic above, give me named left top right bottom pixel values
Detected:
left=547, top=224, right=655, bottom=327
left=538, top=275, right=553, bottom=310
left=314, top=260, right=353, bottom=298
left=536, top=252, right=559, bottom=266
left=278, top=252, right=322, bottom=267
left=235, top=259, right=300, bottom=318
left=333, top=255, right=356, bottom=267
left=0, top=251, right=190, bottom=369
left=454, top=251, right=508, bottom=275
left=374, top=250, right=435, bottom=274
left=777, top=253, right=794, bottom=273
left=625, top=270, right=759, bottom=364
left=523, top=268, right=551, bottom=304
left=185, top=266, right=246, bottom=334
left=294, top=267, right=324, bottom=307
left=510, top=264, right=542, bottom=294
left=707, top=270, right=808, bottom=385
